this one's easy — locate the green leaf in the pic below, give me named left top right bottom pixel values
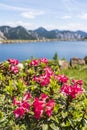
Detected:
left=42, top=124, right=48, bottom=130
left=4, top=85, right=13, bottom=95
left=50, top=123, right=59, bottom=130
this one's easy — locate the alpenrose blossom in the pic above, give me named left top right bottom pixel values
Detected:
left=61, top=84, right=83, bottom=98
left=39, top=58, right=48, bottom=64
left=30, top=58, right=48, bottom=66
left=71, top=79, right=83, bottom=86
left=14, top=107, right=25, bottom=118
left=33, top=93, right=55, bottom=119
left=44, top=67, right=54, bottom=77
left=33, top=97, right=44, bottom=119
left=13, top=101, right=30, bottom=118
left=23, top=92, right=31, bottom=101
left=33, top=67, right=54, bottom=86
left=55, top=74, right=69, bottom=84
left=30, top=59, right=39, bottom=66
left=13, top=92, right=31, bottom=106
left=33, top=74, right=50, bottom=86
left=13, top=92, right=31, bottom=118
left=10, top=65, right=19, bottom=74
left=40, top=93, right=48, bottom=101
left=45, top=99, right=55, bottom=117
left=8, top=58, right=19, bottom=65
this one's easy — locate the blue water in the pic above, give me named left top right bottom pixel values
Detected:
left=0, top=41, right=87, bottom=62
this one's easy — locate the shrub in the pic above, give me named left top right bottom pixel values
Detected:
left=0, top=58, right=87, bottom=130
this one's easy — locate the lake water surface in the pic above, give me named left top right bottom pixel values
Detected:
left=0, top=41, right=87, bottom=62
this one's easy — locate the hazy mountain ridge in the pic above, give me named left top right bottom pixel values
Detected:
left=0, top=26, right=87, bottom=40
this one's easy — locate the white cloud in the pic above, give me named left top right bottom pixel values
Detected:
left=21, top=11, right=44, bottom=19
left=0, top=3, right=45, bottom=16
left=0, top=3, right=28, bottom=11
left=79, top=13, right=87, bottom=19
left=62, top=15, right=72, bottom=19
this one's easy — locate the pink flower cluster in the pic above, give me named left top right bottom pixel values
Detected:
left=13, top=93, right=55, bottom=119
left=30, top=58, right=48, bottom=66
left=9, top=65, right=19, bottom=74
left=55, top=74, right=68, bottom=84
left=71, top=79, right=83, bottom=86
left=33, top=67, right=54, bottom=86
left=30, top=59, right=39, bottom=66
left=8, top=58, right=19, bottom=65
left=33, top=93, right=55, bottom=119
left=61, top=79, right=83, bottom=98
left=39, top=58, right=48, bottom=65
left=13, top=92, right=31, bottom=118
left=8, top=58, right=19, bottom=74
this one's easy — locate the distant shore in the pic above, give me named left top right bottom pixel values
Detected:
left=0, top=38, right=86, bottom=44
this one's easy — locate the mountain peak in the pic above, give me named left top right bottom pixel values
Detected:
left=34, top=27, right=48, bottom=32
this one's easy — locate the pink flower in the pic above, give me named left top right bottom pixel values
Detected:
left=56, top=74, right=68, bottom=84
left=39, top=58, right=48, bottom=64
left=23, top=92, right=31, bottom=101
left=40, top=93, right=48, bottom=101
left=14, top=107, right=25, bottom=118
left=20, top=101, right=30, bottom=112
left=33, top=97, right=44, bottom=119
left=8, top=58, right=19, bottom=65
left=61, top=84, right=83, bottom=98
left=33, top=74, right=50, bottom=86
left=44, top=67, right=54, bottom=77
left=40, top=74, right=50, bottom=86
left=10, top=65, right=19, bottom=74
left=71, top=79, right=83, bottom=86
left=13, top=92, right=31, bottom=118
left=33, top=94, right=55, bottom=119
left=30, top=59, right=39, bottom=66
left=33, top=76, right=41, bottom=83
left=14, top=101, right=30, bottom=118
left=33, top=67, right=54, bottom=86
left=13, top=97, right=21, bottom=106
left=45, top=99, right=55, bottom=117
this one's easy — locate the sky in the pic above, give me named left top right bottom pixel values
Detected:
left=0, top=0, right=87, bottom=31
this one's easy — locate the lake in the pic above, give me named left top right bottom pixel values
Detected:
left=0, top=41, right=87, bottom=62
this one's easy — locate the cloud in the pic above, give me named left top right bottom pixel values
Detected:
left=21, top=11, right=44, bottom=19
left=79, top=13, right=87, bottom=19
left=0, top=3, right=28, bottom=11
left=62, top=15, right=72, bottom=19
left=0, top=3, right=44, bottom=15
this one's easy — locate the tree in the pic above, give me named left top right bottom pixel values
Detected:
left=53, top=52, right=59, bottom=65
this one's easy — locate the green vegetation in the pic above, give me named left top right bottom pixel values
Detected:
left=53, top=52, right=59, bottom=65
left=0, top=58, right=87, bottom=129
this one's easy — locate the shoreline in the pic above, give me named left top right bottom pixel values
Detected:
left=0, top=39, right=86, bottom=44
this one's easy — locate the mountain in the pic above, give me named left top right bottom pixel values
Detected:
left=0, top=31, right=7, bottom=40
left=76, top=30, right=87, bottom=37
left=34, top=27, right=49, bottom=39
left=0, top=26, right=36, bottom=40
left=0, top=25, right=87, bottom=40
left=34, top=27, right=86, bottom=40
